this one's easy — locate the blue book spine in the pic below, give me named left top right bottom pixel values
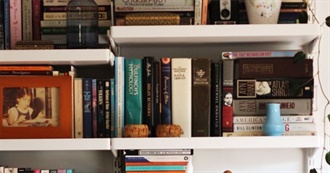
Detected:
left=92, top=79, right=98, bottom=138
left=97, top=79, right=105, bottom=137
left=3, top=0, right=9, bottom=49
left=126, top=165, right=186, bottom=171
left=110, top=78, right=115, bottom=138
left=160, top=57, right=172, bottom=124
left=82, top=78, right=92, bottom=138
left=114, top=56, right=125, bottom=137
left=125, top=58, right=143, bottom=125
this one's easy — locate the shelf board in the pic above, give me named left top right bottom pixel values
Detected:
left=0, top=139, right=111, bottom=151
left=110, top=24, right=320, bottom=46
left=111, top=136, right=321, bottom=150
left=0, top=49, right=114, bottom=65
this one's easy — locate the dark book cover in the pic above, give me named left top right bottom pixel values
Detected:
left=210, top=61, right=222, bottom=136
left=143, top=56, right=155, bottom=137
left=83, top=78, right=93, bottom=138
left=153, top=61, right=161, bottom=137
left=32, top=0, right=41, bottom=40
left=222, top=86, right=234, bottom=132
left=234, top=58, right=313, bottom=79
left=235, top=78, right=314, bottom=99
left=192, top=58, right=211, bottom=137
left=160, top=57, right=172, bottom=124
left=92, top=79, right=98, bottom=138
left=104, top=79, right=111, bottom=137
left=97, top=79, right=105, bottom=138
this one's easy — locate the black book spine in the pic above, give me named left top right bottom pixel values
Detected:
left=153, top=61, right=161, bottom=137
left=211, top=61, right=222, bottom=136
left=143, top=56, right=155, bottom=137
left=97, top=79, right=105, bottom=138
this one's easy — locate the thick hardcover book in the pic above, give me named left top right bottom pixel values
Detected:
left=171, top=58, right=192, bottom=137
left=97, top=79, right=105, bottom=138
left=142, top=56, right=155, bottom=137
left=233, top=115, right=314, bottom=124
left=221, top=50, right=298, bottom=59
left=233, top=99, right=312, bottom=115
left=115, top=56, right=125, bottom=137
left=235, top=78, right=314, bottom=99
left=83, top=78, right=93, bottom=138
left=125, top=58, right=143, bottom=124
left=234, top=58, right=313, bottom=79
left=153, top=61, right=161, bottom=137
left=210, top=61, right=222, bottom=136
left=233, top=123, right=316, bottom=132
left=192, top=58, right=211, bottom=137
left=160, top=58, right=172, bottom=124
left=222, top=86, right=233, bottom=132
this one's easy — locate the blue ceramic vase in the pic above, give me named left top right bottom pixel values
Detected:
left=263, top=103, right=284, bottom=136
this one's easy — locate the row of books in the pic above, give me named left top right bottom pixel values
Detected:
left=0, top=166, right=74, bottom=173
left=221, top=50, right=315, bottom=137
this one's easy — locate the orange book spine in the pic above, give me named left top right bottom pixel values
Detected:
left=201, top=0, right=209, bottom=24
left=125, top=161, right=188, bottom=166
left=0, top=66, right=53, bottom=71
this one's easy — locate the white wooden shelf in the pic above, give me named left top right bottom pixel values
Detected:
left=0, top=139, right=110, bottom=151
left=0, top=49, right=114, bottom=65
left=110, top=24, right=320, bottom=46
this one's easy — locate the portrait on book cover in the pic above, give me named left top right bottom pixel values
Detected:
left=0, top=76, right=72, bottom=139
left=2, top=87, right=59, bottom=127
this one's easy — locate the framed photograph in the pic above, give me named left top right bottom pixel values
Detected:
left=0, top=76, right=72, bottom=138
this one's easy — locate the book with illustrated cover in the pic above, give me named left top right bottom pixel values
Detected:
left=160, top=57, right=172, bottom=124
left=83, top=78, right=92, bottom=138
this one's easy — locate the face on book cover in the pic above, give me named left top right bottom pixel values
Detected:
left=224, top=92, right=233, bottom=106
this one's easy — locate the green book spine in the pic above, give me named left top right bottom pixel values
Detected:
left=125, top=58, right=143, bottom=124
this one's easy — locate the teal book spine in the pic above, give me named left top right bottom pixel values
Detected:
left=126, top=165, right=186, bottom=171
left=125, top=58, right=143, bottom=124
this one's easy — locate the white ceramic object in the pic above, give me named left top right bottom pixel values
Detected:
left=245, top=0, right=282, bottom=24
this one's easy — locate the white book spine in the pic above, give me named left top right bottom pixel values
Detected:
left=234, top=123, right=316, bottom=132
left=194, top=0, right=202, bottom=25
left=233, top=115, right=314, bottom=124
left=171, top=58, right=192, bottom=137
left=22, top=0, right=33, bottom=40
left=125, top=155, right=192, bottom=162
left=74, top=78, right=83, bottom=138
left=115, top=56, right=125, bottom=138
left=223, top=131, right=316, bottom=137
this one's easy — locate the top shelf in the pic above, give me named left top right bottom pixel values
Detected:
left=110, top=24, right=320, bottom=46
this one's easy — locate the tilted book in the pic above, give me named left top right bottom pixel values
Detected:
left=171, top=58, right=192, bottom=137
left=192, top=58, right=211, bottom=136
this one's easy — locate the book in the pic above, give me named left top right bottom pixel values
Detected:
left=233, top=115, right=314, bottom=124
left=233, top=123, right=316, bottom=132
left=9, top=0, right=22, bottom=49
left=192, top=58, right=211, bottom=137
left=22, top=0, right=33, bottom=40
left=43, top=0, right=111, bottom=6
left=0, top=65, right=53, bottom=71
left=142, top=56, right=155, bottom=137
left=125, top=58, right=143, bottom=125
left=221, top=50, right=298, bottom=59
left=104, top=79, right=111, bottom=137
left=222, top=131, right=316, bottom=137
left=115, top=56, right=125, bottom=137
left=110, top=78, right=115, bottom=138
left=97, top=79, right=106, bottom=137
left=194, top=0, right=202, bottom=24
left=160, top=57, right=172, bottom=124
left=153, top=61, right=161, bottom=137
left=125, top=165, right=186, bottom=171
left=3, top=0, right=9, bottom=49
left=32, top=0, right=42, bottom=40
left=0, top=0, right=4, bottom=50
left=92, top=79, right=98, bottom=138
left=222, top=86, right=233, bottom=132
left=201, top=0, right=209, bottom=24
left=234, top=58, right=313, bottom=79
left=171, top=58, right=192, bottom=137
left=83, top=78, right=93, bottom=138
left=124, top=149, right=193, bottom=156
left=210, top=61, right=222, bottom=136
left=114, top=0, right=194, bottom=12
left=235, top=78, right=314, bottom=99
left=0, top=71, right=56, bottom=75
left=126, top=162, right=188, bottom=165
left=74, top=78, right=83, bottom=138
left=125, top=155, right=193, bottom=162
left=233, top=99, right=312, bottom=115
left=222, top=60, right=234, bottom=87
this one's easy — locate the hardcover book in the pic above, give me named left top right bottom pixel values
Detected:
left=233, top=115, right=314, bottom=124
left=235, top=78, right=314, bottom=99
left=233, top=123, right=316, bottom=132
left=233, top=98, right=312, bottom=115
left=222, top=86, right=233, bottom=132
left=97, top=79, right=105, bottom=138
left=153, top=61, right=161, bottom=137
left=211, top=61, right=222, bottom=136
left=115, top=56, right=125, bottom=137
left=114, top=0, right=194, bottom=12
left=234, top=58, right=313, bottom=79
left=221, top=50, right=298, bottom=59
left=83, top=78, right=93, bottom=138
left=74, top=78, right=83, bottom=138
left=171, top=58, right=192, bottom=137
left=160, top=57, right=172, bottom=124
left=9, top=0, right=22, bottom=49
left=125, top=58, right=143, bottom=125
left=192, top=58, right=211, bottom=136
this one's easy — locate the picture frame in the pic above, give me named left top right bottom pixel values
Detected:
left=0, top=76, right=72, bottom=139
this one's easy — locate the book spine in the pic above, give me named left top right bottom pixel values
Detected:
left=32, top=0, right=41, bottom=40
left=40, top=20, right=66, bottom=27
left=114, top=0, right=194, bottom=12
left=104, top=80, right=111, bottom=137
left=43, top=0, right=111, bottom=6
left=222, top=86, right=233, bottom=132
left=0, top=65, right=53, bottom=71
left=139, top=149, right=193, bottom=155
left=9, top=0, right=22, bottom=49
left=92, top=79, right=98, bottom=138
left=233, top=115, right=314, bottom=124
left=194, top=0, right=202, bottom=25
left=210, top=61, right=222, bottom=136
left=126, top=171, right=185, bottom=173
left=3, top=0, right=9, bottom=49
left=0, top=71, right=56, bottom=75
left=235, top=78, right=314, bottom=99
left=222, top=60, right=234, bottom=87
left=171, top=58, right=192, bottom=137
left=0, top=0, right=4, bottom=50
left=22, top=0, right=33, bottom=40
left=234, top=58, right=313, bottom=78
left=223, top=131, right=316, bottom=137
left=110, top=78, right=115, bottom=138
left=221, top=50, right=298, bottom=59
left=125, top=155, right=192, bottom=162
left=97, top=79, right=105, bottom=137
left=125, top=58, right=143, bottom=125
left=143, top=56, right=155, bottom=136
left=233, top=99, right=312, bottom=115
left=43, top=12, right=108, bottom=20
left=233, top=123, right=316, bottom=132
left=201, top=0, right=208, bottom=24
left=153, top=61, right=161, bottom=137
left=125, top=165, right=186, bottom=171
left=74, top=78, right=83, bottom=138
left=192, top=58, right=211, bottom=137
left=115, top=56, right=125, bottom=137
left=83, top=78, right=93, bottom=138
left=160, top=57, right=172, bottom=124
left=125, top=162, right=188, bottom=166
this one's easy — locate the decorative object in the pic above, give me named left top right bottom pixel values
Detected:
left=0, top=76, right=72, bottom=138
left=244, top=0, right=282, bottom=24
left=124, top=124, right=149, bottom=137
left=263, top=103, right=284, bottom=136
left=156, top=124, right=182, bottom=137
